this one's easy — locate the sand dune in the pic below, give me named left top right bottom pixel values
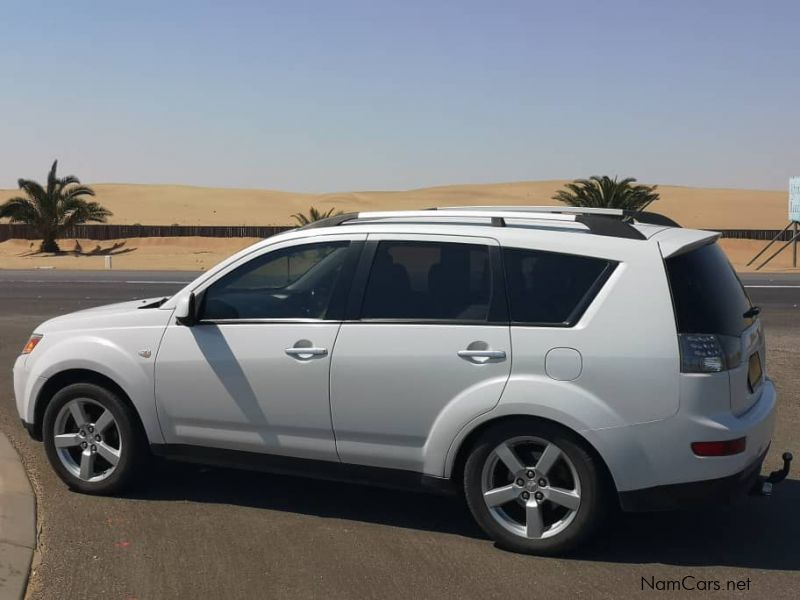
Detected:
left=0, top=180, right=790, bottom=229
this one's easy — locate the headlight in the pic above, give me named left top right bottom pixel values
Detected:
left=21, top=334, right=43, bottom=355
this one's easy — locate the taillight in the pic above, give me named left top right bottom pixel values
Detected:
left=678, top=334, right=742, bottom=373
left=691, top=437, right=746, bottom=456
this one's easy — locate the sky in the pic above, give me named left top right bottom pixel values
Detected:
left=1, top=0, right=798, bottom=192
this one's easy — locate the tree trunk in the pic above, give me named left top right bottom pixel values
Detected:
left=40, top=236, right=60, bottom=253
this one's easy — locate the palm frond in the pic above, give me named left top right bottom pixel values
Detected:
left=46, top=160, right=59, bottom=197
left=60, top=201, right=111, bottom=228
left=291, top=206, right=342, bottom=225
left=552, top=176, right=659, bottom=212
left=0, top=197, right=41, bottom=224
left=62, top=185, right=96, bottom=201
left=291, top=212, right=311, bottom=225
left=16, top=179, right=48, bottom=204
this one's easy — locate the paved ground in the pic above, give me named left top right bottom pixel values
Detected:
left=0, top=270, right=798, bottom=599
left=0, top=432, right=35, bottom=600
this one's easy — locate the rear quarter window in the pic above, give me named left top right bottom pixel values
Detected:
left=503, top=248, right=615, bottom=326
left=665, top=242, right=754, bottom=336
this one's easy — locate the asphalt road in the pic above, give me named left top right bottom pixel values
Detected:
left=1, top=270, right=799, bottom=599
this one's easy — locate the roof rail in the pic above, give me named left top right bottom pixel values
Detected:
left=356, top=209, right=576, bottom=223
left=298, top=212, right=359, bottom=229
left=440, top=205, right=681, bottom=227
left=626, top=211, right=681, bottom=227
left=299, top=209, right=647, bottom=240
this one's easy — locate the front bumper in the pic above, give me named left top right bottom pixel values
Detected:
left=618, top=447, right=768, bottom=511
left=13, top=354, right=41, bottom=439
left=13, top=354, right=30, bottom=422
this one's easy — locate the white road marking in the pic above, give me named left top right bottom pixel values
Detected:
left=744, top=285, right=800, bottom=289
left=125, top=280, right=190, bottom=285
left=0, top=279, right=190, bottom=285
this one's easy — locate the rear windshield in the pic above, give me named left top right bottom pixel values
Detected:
left=665, top=242, right=754, bottom=336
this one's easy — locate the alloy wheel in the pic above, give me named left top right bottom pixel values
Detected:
left=52, top=398, right=122, bottom=482
left=480, top=436, right=581, bottom=540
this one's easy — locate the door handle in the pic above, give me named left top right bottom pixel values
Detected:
left=457, top=349, right=506, bottom=360
left=285, top=347, right=328, bottom=358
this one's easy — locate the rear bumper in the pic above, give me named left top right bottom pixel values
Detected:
left=618, top=447, right=767, bottom=511
left=587, top=376, right=777, bottom=493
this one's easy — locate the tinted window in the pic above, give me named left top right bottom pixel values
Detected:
left=361, top=241, right=492, bottom=320
left=503, top=248, right=612, bottom=325
left=202, top=241, right=349, bottom=320
left=666, top=242, right=753, bottom=335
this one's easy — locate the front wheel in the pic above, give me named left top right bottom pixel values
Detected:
left=463, top=421, right=609, bottom=555
left=43, top=382, right=147, bottom=495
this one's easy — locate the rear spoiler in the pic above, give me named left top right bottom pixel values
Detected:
left=654, top=228, right=721, bottom=259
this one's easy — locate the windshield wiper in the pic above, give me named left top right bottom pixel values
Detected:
left=743, top=306, right=761, bottom=319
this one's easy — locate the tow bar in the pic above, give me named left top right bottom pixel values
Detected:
left=751, top=452, right=793, bottom=496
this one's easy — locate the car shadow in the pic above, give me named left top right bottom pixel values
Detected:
left=124, top=459, right=799, bottom=571
left=576, top=478, right=800, bottom=571
left=125, top=458, right=483, bottom=538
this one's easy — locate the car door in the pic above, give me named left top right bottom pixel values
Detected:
left=329, top=234, right=512, bottom=473
left=155, top=234, right=365, bottom=461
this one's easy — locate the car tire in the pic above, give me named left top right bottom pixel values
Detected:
left=43, top=382, right=147, bottom=495
left=463, top=420, right=609, bottom=555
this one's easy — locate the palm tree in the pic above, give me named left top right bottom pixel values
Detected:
left=552, top=176, right=659, bottom=212
left=290, top=206, right=342, bottom=226
left=0, top=160, right=111, bottom=252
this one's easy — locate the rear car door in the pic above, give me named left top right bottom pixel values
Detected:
left=329, top=234, right=511, bottom=472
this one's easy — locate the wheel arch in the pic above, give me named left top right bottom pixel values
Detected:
left=32, top=369, right=142, bottom=441
left=448, top=415, right=618, bottom=497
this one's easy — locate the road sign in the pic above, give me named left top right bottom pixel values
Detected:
left=791, top=177, right=800, bottom=222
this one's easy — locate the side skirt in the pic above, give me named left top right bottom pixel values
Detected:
left=150, top=443, right=457, bottom=496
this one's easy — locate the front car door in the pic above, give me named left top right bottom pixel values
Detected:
left=155, top=233, right=365, bottom=461
left=330, top=234, right=512, bottom=474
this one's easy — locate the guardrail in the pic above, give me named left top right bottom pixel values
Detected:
left=0, top=223, right=793, bottom=243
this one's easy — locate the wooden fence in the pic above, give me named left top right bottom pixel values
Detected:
left=0, top=223, right=794, bottom=243
left=713, top=229, right=797, bottom=241
left=0, top=223, right=293, bottom=242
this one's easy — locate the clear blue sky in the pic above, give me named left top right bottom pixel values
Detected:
left=1, top=0, right=798, bottom=192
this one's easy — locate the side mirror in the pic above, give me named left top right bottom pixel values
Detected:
left=175, top=292, right=197, bottom=326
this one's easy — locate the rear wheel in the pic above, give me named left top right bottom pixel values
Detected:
left=463, top=421, right=609, bottom=555
left=43, top=383, right=147, bottom=494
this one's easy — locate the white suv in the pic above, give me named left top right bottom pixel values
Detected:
left=13, top=207, right=782, bottom=554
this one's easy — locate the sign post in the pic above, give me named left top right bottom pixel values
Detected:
left=791, top=177, right=800, bottom=267
left=747, top=177, right=800, bottom=270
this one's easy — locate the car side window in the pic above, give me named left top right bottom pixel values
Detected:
left=503, top=247, right=614, bottom=325
left=202, top=241, right=350, bottom=320
left=360, top=241, right=493, bottom=321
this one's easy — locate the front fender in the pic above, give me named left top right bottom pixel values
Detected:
left=25, top=334, right=164, bottom=444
